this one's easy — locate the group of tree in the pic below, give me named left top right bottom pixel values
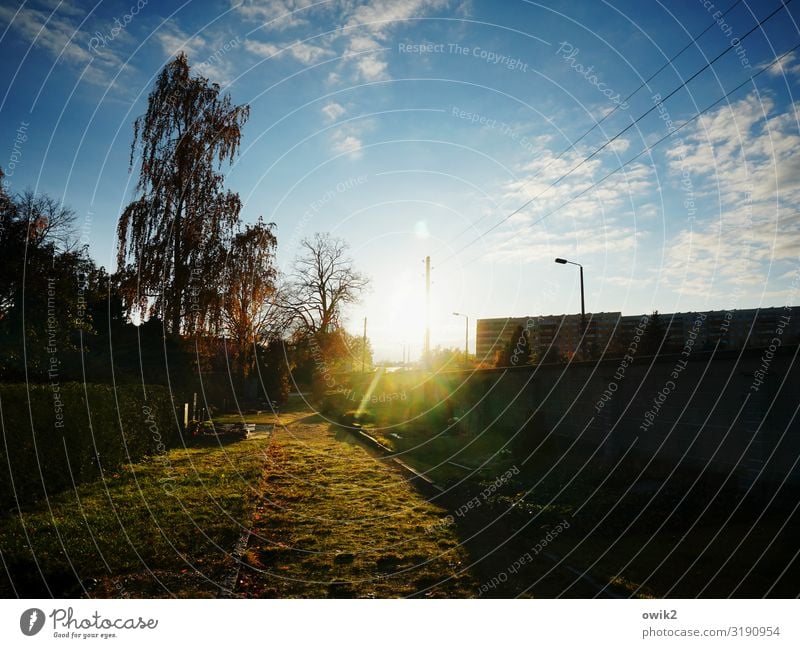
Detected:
left=1, top=53, right=371, bottom=410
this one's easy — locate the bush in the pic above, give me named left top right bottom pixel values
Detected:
left=0, top=383, right=180, bottom=509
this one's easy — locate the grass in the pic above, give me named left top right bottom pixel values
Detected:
left=235, top=416, right=478, bottom=598
left=213, top=394, right=320, bottom=428
left=6, top=393, right=794, bottom=598
left=350, top=416, right=800, bottom=597
left=365, top=420, right=515, bottom=485
left=0, top=434, right=270, bottom=598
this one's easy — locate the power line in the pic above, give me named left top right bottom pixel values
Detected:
left=437, top=0, right=744, bottom=253
left=439, top=0, right=793, bottom=265
left=442, top=41, right=800, bottom=269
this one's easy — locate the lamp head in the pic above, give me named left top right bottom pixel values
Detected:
left=554, top=258, right=568, bottom=264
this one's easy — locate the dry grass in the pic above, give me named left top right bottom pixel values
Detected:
left=235, top=417, right=477, bottom=598
left=0, top=436, right=270, bottom=598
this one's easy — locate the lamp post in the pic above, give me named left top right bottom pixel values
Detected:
left=555, top=258, right=586, bottom=354
left=453, top=312, right=469, bottom=362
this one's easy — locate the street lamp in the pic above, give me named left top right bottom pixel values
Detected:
left=555, top=258, right=586, bottom=354
left=452, top=312, right=469, bottom=362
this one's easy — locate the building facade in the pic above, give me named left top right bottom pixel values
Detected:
left=476, top=307, right=800, bottom=365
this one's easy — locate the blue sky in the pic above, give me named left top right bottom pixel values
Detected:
left=2, top=0, right=800, bottom=359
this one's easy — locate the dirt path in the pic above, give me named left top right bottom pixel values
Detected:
left=234, top=414, right=477, bottom=598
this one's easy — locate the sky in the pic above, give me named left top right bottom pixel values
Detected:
left=2, top=0, right=800, bottom=360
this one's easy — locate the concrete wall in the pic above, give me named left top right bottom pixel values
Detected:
left=348, top=345, right=800, bottom=486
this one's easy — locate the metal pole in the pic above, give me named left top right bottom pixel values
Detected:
left=579, top=265, right=587, bottom=359
left=425, top=256, right=431, bottom=365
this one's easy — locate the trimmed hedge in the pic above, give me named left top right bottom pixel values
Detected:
left=0, top=383, right=180, bottom=509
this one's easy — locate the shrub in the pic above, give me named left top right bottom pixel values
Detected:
left=0, top=383, right=180, bottom=509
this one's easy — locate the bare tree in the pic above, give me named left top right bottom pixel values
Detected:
left=116, top=53, right=249, bottom=335
left=286, top=233, right=369, bottom=336
left=15, top=189, right=77, bottom=250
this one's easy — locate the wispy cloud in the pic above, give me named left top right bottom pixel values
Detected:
left=233, top=0, right=318, bottom=30
left=331, top=131, right=363, bottom=157
left=660, top=93, right=800, bottom=295
left=0, top=1, right=137, bottom=88
left=241, top=0, right=451, bottom=82
left=154, top=25, right=207, bottom=60
left=318, top=101, right=366, bottom=158
left=765, top=50, right=800, bottom=78
left=321, top=101, right=346, bottom=121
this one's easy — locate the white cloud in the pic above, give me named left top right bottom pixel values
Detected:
left=286, top=40, right=333, bottom=64
left=155, top=26, right=207, bottom=60
left=0, top=3, right=90, bottom=65
left=331, top=132, right=363, bottom=158
left=244, top=39, right=282, bottom=58
left=606, top=137, right=631, bottom=154
left=244, top=37, right=332, bottom=65
left=0, top=1, right=136, bottom=88
left=239, top=0, right=451, bottom=82
left=660, top=93, right=800, bottom=295
left=354, top=54, right=389, bottom=81
left=233, top=0, right=317, bottom=30
left=486, top=220, right=642, bottom=264
left=321, top=101, right=346, bottom=121
left=766, top=51, right=800, bottom=78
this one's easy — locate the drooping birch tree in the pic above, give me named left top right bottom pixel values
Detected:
left=116, top=53, right=249, bottom=335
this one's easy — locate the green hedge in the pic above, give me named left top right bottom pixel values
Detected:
left=0, top=383, right=180, bottom=509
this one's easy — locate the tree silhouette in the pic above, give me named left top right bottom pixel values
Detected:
left=286, top=233, right=369, bottom=336
left=643, top=309, right=665, bottom=356
left=285, top=233, right=369, bottom=396
left=220, top=218, right=282, bottom=383
left=116, top=53, right=249, bottom=335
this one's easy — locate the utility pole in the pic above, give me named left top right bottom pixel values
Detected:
left=424, top=256, right=431, bottom=367
left=362, top=316, right=367, bottom=372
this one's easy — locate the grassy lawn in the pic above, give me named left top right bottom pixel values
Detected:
left=0, top=435, right=270, bottom=598
left=6, top=394, right=793, bottom=599
left=352, top=421, right=800, bottom=597
left=235, top=416, right=478, bottom=598
left=214, top=394, right=320, bottom=428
